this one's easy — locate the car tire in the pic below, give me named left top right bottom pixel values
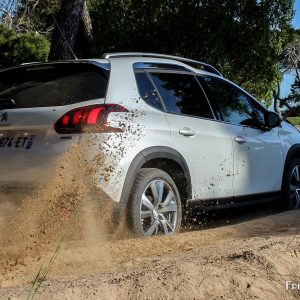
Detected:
left=128, top=168, right=182, bottom=237
left=283, top=158, right=300, bottom=210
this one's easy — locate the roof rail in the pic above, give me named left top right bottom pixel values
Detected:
left=20, top=62, right=42, bottom=66
left=102, top=52, right=222, bottom=76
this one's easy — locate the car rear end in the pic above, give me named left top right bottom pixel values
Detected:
left=0, top=60, right=110, bottom=191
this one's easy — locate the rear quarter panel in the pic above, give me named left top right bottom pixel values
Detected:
left=81, top=58, right=174, bottom=202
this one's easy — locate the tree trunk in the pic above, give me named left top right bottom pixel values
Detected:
left=49, top=0, right=84, bottom=60
left=273, top=83, right=282, bottom=116
left=80, top=1, right=96, bottom=57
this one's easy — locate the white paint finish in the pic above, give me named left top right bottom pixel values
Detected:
left=2, top=57, right=300, bottom=206
left=0, top=99, right=105, bottom=130
left=165, top=114, right=234, bottom=199
left=230, top=124, right=284, bottom=195
left=279, top=122, right=300, bottom=157
left=0, top=100, right=106, bottom=185
left=105, top=59, right=140, bottom=108
left=0, top=129, right=80, bottom=184
left=82, top=110, right=173, bottom=202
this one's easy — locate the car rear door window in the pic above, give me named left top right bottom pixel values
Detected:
left=134, top=72, right=163, bottom=110
left=0, top=63, right=109, bottom=109
left=148, top=72, right=214, bottom=119
left=199, top=76, right=258, bottom=126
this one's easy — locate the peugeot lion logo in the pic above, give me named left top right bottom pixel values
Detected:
left=1, top=113, right=8, bottom=122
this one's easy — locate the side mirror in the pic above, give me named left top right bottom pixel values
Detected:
left=264, top=111, right=281, bottom=128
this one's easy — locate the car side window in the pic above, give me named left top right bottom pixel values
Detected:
left=148, top=72, right=214, bottom=119
left=249, top=98, right=267, bottom=126
left=200, top=76, right=258, bottom=126
left=135, top=72, right=164, bottom=110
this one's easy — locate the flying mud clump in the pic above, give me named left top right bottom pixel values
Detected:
left=0, top=144, right=116, bottom=287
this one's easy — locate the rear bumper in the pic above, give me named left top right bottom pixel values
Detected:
left=0, top=132, right=81, bottom=185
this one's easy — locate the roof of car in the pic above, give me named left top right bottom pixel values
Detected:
left=0, top=53, right=221, bottom=77
left=102, top=52, right=222, bottom=76
left=0, top=59, right=109, bottom=73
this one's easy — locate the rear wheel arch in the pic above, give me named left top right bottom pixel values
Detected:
left=120, top=146, right=192, bottom=205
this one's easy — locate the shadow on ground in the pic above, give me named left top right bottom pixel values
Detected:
left=183, top=199, right=285, bottom=232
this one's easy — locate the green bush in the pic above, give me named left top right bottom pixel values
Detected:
left=0, top=25, right=50, bottom=68
left=286, top=117, right=300, bottom=126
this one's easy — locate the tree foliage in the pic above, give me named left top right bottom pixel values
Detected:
left=49, top=0, right=84, bottom=60
left=14, top=0, right=61, bottom=34
left=10, top=0, right=95, bottom=59
left=0, top=25, right=50, bottom=67
left=283, top=32, right=300, bottom=107
left=89, top=0, right=294, bottom=102
left=0, top=0, right=295, bottom=103
left=274, top=30, right=300, bottom=114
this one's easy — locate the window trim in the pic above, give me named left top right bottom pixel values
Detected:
left=197, top=74, right=265, bottom=130
left=146, top=69, right=193, bottom=75
left=146, top=71, right=217, bottom=121
left=194, top=76, right=217, bottom=120
left=134, top=70, right=166, bottom=112
left=144, top=71, right=168, bottom=112
left=133, top=62, right=190, bottom=72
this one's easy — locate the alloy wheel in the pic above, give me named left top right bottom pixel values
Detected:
left=139, top=179, right=178, bottom=236
left=290, top=165, right=300, bottom=209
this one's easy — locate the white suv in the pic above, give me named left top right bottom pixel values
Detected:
left=0, top=52, right=300, bottom=237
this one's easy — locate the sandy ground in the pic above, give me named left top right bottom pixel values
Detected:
left=0, top=198, right=300, bottom=299
left=0, top=146, right=300, bottom=299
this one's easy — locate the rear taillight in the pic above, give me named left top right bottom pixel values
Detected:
left=54, top=104, right=128, bottom=134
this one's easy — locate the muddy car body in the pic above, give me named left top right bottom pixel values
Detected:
left=1, top=52, right=300, bottom=236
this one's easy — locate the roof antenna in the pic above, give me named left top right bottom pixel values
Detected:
left=52, top=15, right=78, bottom=60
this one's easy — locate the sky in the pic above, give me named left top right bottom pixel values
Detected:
left=293, top=0, right=300, bottom=28
left=280, top=0, right=300, bottom=97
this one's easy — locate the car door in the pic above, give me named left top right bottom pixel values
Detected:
left=199, top=75, right=284, bottom=197
left=147, top=71, right=234, bottom=200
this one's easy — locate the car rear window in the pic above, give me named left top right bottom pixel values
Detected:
left=0, top=63, right=109, bottom=109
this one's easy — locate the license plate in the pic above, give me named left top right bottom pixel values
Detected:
left=0, top=135, right=35, bottom=149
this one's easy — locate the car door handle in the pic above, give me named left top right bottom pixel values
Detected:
left=234, top=136, right=247, bottom=144
left=179, top=128, right=196, bottom=137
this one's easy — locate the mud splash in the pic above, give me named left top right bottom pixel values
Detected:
left=0, top=144, right=120, bottom=288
